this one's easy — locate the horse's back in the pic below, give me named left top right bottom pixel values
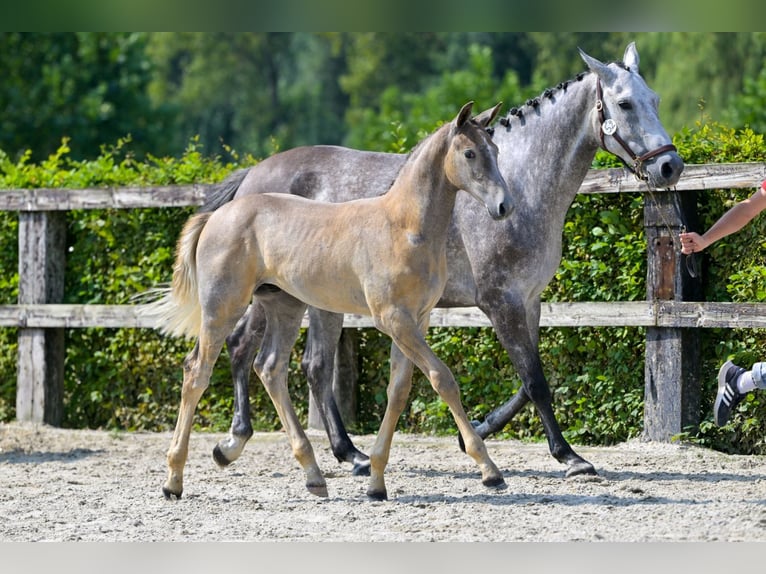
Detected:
left=237, top=145, right=406, bottom=203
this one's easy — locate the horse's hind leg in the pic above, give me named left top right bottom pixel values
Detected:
left=303, top=307, right=370, bottom=476
left=213, top=302, right=266, bottom=467
left=255, top=294, right=327, bottom=497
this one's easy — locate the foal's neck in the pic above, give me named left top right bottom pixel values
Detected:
left=382, top=125, right=457, bottom=239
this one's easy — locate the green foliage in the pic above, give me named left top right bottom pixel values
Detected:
left=0, top=33, right=169, bottom=162
left=725, top=66, right=766, bottom=135
left=0, top=137, right=261, bottom=430
left=344, top=43, right=532, bottom=152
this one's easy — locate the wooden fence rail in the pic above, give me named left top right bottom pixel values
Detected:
left=4, top=162, right=766, bottom=440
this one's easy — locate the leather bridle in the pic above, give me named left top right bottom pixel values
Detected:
left=596, top=78, right=677, bottom=181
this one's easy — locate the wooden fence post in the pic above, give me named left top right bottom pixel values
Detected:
left=16, top=211, right=66, bottom=425
left=643, top=189, right=702, bottom=440
left=308, top=328, right=358, bottom=430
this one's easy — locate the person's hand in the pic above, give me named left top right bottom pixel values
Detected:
left=679, top=231, right=707, bottom=254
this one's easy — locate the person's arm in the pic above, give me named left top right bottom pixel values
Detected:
left=680, top=180, right=766, bottom=254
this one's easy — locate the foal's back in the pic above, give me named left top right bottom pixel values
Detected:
left=202, top=191, right=417, bottom=317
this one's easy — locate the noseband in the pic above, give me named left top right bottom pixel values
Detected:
left=596, top=79, right=676, bottom=181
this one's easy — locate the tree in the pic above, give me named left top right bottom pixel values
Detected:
left=0, top=32, right=166, bottom=161
left=146, top=32, right=350, bottom=158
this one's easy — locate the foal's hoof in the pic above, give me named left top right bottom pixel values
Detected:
left=307, top=482, right=329, bottom=498
left=482, top=475, right=507, bottom=490
left=366, top=488, right=388, bottom=501
left=162, top=486, right=182, bottom=500
left=212, top=444, right=232, bottom=468
left=565, top=460, right=598, bottom=478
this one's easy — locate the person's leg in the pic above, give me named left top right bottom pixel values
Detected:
left=713, top=360, right=766, bottom=426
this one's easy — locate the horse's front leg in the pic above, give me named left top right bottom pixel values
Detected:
left=476, top=294, right=596, bottom=477
left=213, top=302, right=265, bottom=467
left=164, top=336, right=224, bottom=499
left=303, top=307, right=370, bottom=476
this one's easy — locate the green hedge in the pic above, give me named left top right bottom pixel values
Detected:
left=1, top=123, right=765, bottom=455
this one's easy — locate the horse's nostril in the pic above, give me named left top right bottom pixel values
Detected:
left=498, top=202, right=507, bottom=218
left=661, top=161, right=674, bottom=179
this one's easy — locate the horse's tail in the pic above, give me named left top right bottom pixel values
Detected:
left=198, top=167, right=250, bottom=213
left=139, top=212, right=213, bottom=338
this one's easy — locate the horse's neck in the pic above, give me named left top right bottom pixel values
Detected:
left=497, top=73, right=600, bottom=221
left=382, top=130, right=456, bottom=240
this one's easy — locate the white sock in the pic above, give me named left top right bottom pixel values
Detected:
left=737, top=371, right=756, bottom=393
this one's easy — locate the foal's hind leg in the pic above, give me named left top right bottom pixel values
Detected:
left=213, top=302, right=266, bottom=467
left=255, top=294, right=327, bottom=497
left=164, top=332, right=228, bottom=499
left=303, top=307, right=370, bottom=476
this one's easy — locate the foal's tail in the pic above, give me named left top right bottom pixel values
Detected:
left=139, top=212, right=212, bottom=339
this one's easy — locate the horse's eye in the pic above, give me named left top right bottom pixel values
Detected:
left=618, top=100, right=633, bottom=111
left=464, top=150, right=476, bottom=159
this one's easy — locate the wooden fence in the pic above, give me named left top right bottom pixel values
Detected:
left=4, top=162, right=766, bottom=441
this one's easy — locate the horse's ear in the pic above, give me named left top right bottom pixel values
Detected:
left=455, top=101, right=474, bottom=129
left=473, top=102, right=503, bottom=128
left=623, top=42, right=640, bottom=74
left=578, top=46, right=615, bottom=84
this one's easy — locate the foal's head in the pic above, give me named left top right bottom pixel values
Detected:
left=445, top=101, right=513, bottom=221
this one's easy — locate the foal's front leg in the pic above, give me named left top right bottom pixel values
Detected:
left=368, top=314, right=505, bottom=500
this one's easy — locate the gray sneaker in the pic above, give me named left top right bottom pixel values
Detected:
left=714, top=360, right=747, bottom=426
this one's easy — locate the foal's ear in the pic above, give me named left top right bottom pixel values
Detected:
left=455, top=101, right=474, bottom=129
left=473, top=102, right=503, bottom=128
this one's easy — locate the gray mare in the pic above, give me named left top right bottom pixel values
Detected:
left=206, top=43, right=684, bottom=477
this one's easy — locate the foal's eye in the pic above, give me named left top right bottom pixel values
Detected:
left=464, top=149, right=476, bottom=159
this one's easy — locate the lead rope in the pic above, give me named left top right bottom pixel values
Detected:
left=642, top=184, right=700, bottom=279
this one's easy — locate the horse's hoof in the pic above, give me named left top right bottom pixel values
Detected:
left=307, top=483, right=329, bottom=498
left=565, top=460, right=598, bottom=478
left=457, top=420, right=482, bottom=453
left=482, top=475, right=507, bottom=489
left=366, top=488, right=388, bottom=501
left=352, top=460, right=371, bottom=477
left=212, top=444, right=232, bottom=468
left=162, top=486, right=182, bottom=500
